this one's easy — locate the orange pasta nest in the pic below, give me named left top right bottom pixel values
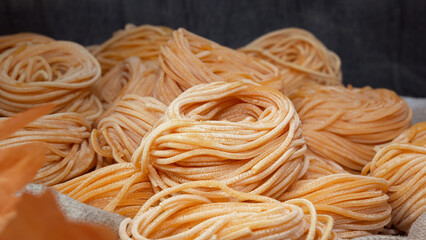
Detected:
left=91, top=94, right=167, bottom=164
left=240, top=28, right=342, bottom=95
left=0, top=32, right=53, bottom=53
left=92, top=24, right=173, bottom=73
left=0, top=41, right=103, bottom=121
left=119, top=181, right=337, bottom=240
left=0, top=112, right=95, bottom=185
left=280, top=174, right=392, bottom=239
left=132, top=81, right=308, bottom=199
left=54, top=162, right=154, bottom=218
left=362, top=122, right=426, bottom=232
left=290, top=83, right=412, bottom=171
left=156, top=28, right=283, bottom=104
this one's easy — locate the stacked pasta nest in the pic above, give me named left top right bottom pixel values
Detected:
left=0, top=25, right=424, bottom=240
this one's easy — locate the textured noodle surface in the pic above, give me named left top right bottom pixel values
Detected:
left=240, top=28, right=341, bottom=94
left=291, top=83, right=412, bottom=171
left=280, top=174, right=392, bottom=239
left=91, top=95, right=167, bottom=164
left=156, top=28, right=282, bottom=104
left=92, top=24, right=173, bottom=73
left=0, top=112, right=95, bottom=185
left=54, top=163, right=154, bottom=218
left=132, top=81, right=308, bottom=199
left=92, top=57, right=151, bottom=110
left=119, top=181, right=337, bottom=240
left=363, top=122, right=426, bottom=232
left=302, top=154, right=347, bottom=180
left=0, top=41, right=103, bottom=121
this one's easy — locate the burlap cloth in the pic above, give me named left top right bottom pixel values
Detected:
left=22, top=97, right=426, bottom=239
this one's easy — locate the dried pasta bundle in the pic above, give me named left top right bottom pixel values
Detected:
left=91, top=94, right=167, bottom=163
left=156, top=28, right=282, bottom=104
left=290, top=83, right=412, bottom=171
left=120, top=181, right=336, bottom=240
left=240, top=28, right=341, bottom=95
left=0, top=41, right=103, bottom=121
left=92, top=57, right=160, bottom=112
left=54, top=163, right=154, bottom=218
left=0, top=112, right=95, bottom=185
left=0, top=32, right=53, bottom=53
left=92, top=57, right=147, bottom=110
left=93, top=24, right=173, bottom=73
left=362, top=122, right=426, bottom=232
left=302, top=154, right=347, bottom=180
left=132, top=81, right=308, bottom=199
left=280, top=174, right=392, bottom=239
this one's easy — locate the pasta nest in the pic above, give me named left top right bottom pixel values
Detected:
left=120, top=181, right=337, bottom=240
left=0, top=112, right=95, bottom=185
left=0, top=41, right=102, bottom=121
left=132, top=81, right=308, bottom=199
left=240, top=28, right=342, bottom=95
left=291, top=83, right=412, bottom=171
left=363, top=122, right=426, bottom=232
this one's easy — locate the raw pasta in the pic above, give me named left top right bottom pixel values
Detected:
left=280, top=174, right=392, bottom=238
left=91, top=95, right=167, bottom=163
left=290, top=82, right=412, bottom=171
left=0, top=41, right=103, bottom=121
left=54, top=162, right=154, bottom=218
left=156, top=28, right=283, bottom=104
left=132, top=81, right=308, bottom=199
left=119, top=180, right=337, bottom=240
left=0, top=112, right=95, bottom=185
left=92, top=24, right=173, bottom=73
left=240, top=28, right=341, bottom=95
left=362, top=122, right=426, bottom=232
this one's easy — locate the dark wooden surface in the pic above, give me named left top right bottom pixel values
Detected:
left=1, top=0, right=425, bottom=97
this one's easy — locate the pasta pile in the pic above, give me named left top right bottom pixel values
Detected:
left=240, top=28, right=342, bottom=95
left=362, top=122, right=426, bottom=232
left=92, top=24, right=173, bottom=73
left=290, top=83, right=412, bottom=171
left=280, top=174, right=392, bottom=239
left=156, top=28, right=283, bottom=104
left=0, top=112, right=95, bottom=185
left=132, top=81, right=308, bottom=199
left=91, top=95, right=167, bottom=164
left=54, top=163, right=154, bottom=218
left=1, top=25, right=423, bottom=239
left=119, top=181, right=337, bottom=240
left=0, top=41, right=103, bottom=121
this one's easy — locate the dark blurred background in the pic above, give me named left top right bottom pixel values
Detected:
left=1, top=0, right=425, bottom=97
